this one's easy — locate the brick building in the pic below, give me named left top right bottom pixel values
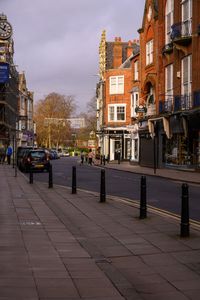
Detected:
left=96, top=31, right=139, bottom=161
left=137, top=0, right=200, bottom=170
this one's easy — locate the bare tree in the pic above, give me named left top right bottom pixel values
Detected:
left=34, top=92, right=76, bottom=148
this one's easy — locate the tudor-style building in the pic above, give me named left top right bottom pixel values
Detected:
left=96, top=31, right=139, bottom=161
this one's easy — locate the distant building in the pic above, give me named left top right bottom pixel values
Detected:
left=96, top=30, right=140, bottom=161
left=67, top=118, right=86, bottom=129
left=18, top=72, right=34, bottom=146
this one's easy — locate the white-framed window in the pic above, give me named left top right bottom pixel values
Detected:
left=181, top=0, right=192, bottom=36
left=131, top=92, right=139, bottom=117
left=146, top=39, right=153, bottom=65
left=134, top=61, right=139, bottom=81
left=109, top=76, right=124, bottom=94
left=108, top=104, right=126, bottom=122
left=165, top=0, right=174, bottom=44
left=181, top=54, right=192, bottom=96
left=165, top=64, right=173, bottom=99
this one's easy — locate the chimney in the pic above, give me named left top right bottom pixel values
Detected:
left=126, top=40, right=133, bottom=58
left=113, top=37, right=122, bottom=68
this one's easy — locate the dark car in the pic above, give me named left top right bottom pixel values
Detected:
left=17, top=146, right=34, bottom=169
left=20, top=149, right=50, bottom=172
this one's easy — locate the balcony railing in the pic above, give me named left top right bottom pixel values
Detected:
left=174, top=94, right=192, bottom=111
left=159, top=94, right=195, bottom=114
left=171, top=20, right=192, bottom=44
left=159, top=98, right=173, bottom=114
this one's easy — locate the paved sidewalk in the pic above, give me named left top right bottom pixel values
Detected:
left=0, top=164, right=200, bottom=299
left=99, top=161, right=200, bottom=185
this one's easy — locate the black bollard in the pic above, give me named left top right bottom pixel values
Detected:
left=72, top=166, right=77, bottom=194
left=140, top=176, right=147, bottom=219
left=180, top=183, right=190, bottom=237
left=100, top=169, right=106, bottom=202
left=118, top=152, right=120, bottom=164
left=29, top=168, right=33, bottom=184
left=103, top=155, right=106, bottom=166
left=48, top=164, right=53, bottom=188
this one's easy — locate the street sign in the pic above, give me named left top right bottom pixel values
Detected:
left=0, top=62, right=9, bottom=83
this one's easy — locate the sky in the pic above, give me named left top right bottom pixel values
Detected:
left=1, top=0, right=145, bottom=113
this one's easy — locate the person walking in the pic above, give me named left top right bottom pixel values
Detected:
left=6, top=145, right=13, bottom=165
left=88, top=149, right=94, bottom=165
left=80, top=151, right=85, bottom=165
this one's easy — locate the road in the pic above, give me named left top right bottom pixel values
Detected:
left=27, top=156, right=200, bottom=222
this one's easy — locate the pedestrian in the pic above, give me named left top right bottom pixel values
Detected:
left=80, top=151, right=85, bottom=165
left=88, top=149, right=94, bottom=165
left=6, top=145, right=13, bottom=165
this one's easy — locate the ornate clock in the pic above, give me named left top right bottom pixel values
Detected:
left=0, top=21, right=12, bottom=39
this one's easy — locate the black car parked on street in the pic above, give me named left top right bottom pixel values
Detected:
left=20, top=149, right=50, bottom=172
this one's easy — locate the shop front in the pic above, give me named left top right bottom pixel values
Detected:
left=102, top=128, right=131, bottom=161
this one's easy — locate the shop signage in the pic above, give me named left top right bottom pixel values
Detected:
left=135, top=105, right=147, bottom=114
left=0, top=63, right=9, bottom=83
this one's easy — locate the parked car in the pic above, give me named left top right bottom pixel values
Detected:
left=20, top=149, right=50, bottom=172
left=62, top=150, right=70, bottom=157
left=17, top=146, right=34, bottom=169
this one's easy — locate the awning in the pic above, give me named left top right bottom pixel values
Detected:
left=148, top=117, right=171, bottom=139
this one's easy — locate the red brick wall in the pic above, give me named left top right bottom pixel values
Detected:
left=103, top=68, right=133, bottom=127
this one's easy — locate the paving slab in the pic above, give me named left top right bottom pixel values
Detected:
left=0, top=165, right=200, bottom=299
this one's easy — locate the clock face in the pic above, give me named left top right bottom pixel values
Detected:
left=0, top=21, right=12, bottom=39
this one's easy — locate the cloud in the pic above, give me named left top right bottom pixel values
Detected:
left=1, top=0, right=145, bottom=112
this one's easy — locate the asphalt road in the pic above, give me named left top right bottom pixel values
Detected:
left=27, top=156, right=200, bottom=222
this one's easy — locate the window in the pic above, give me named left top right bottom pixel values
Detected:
left=165, top=64, right=173, bottom=99
left=108, top=104, right=126, bottom=122
left=181, top=55, right=192, bottom=96
left=181, top=0, right=192, bottom=36
left=109, top=76, right=124, bottom=94
left=146, top=40, right=153, bottom=65
left=109, top=106, right=115, bottom=121
left=134, top=61, right=139, bottom=81
left=117, top=106, right=125, bottom=121
left=165, top=0, right=174, bottom=44
left=131, top=92, right=139, bottom=117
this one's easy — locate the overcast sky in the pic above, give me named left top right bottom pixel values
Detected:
left=1, top=0, right=145, bottom=113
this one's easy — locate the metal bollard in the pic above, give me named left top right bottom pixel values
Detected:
left=72, top=166, right=77, bottom=194
left=100, top=169, right=106, bottom=203
left=140, top=176, right=147, bottom=219
left=29, top=168, right=33, bottom=184
left=180, top=183, right=190, bottom=237
left=48, top=164, right=53, bottom=188
left=118, top=152, right=120, bottom=164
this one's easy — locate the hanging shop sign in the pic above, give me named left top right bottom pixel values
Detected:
left=135, top=105, right=147, bottom=114
left=0, top=62, right=9, bottom=83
